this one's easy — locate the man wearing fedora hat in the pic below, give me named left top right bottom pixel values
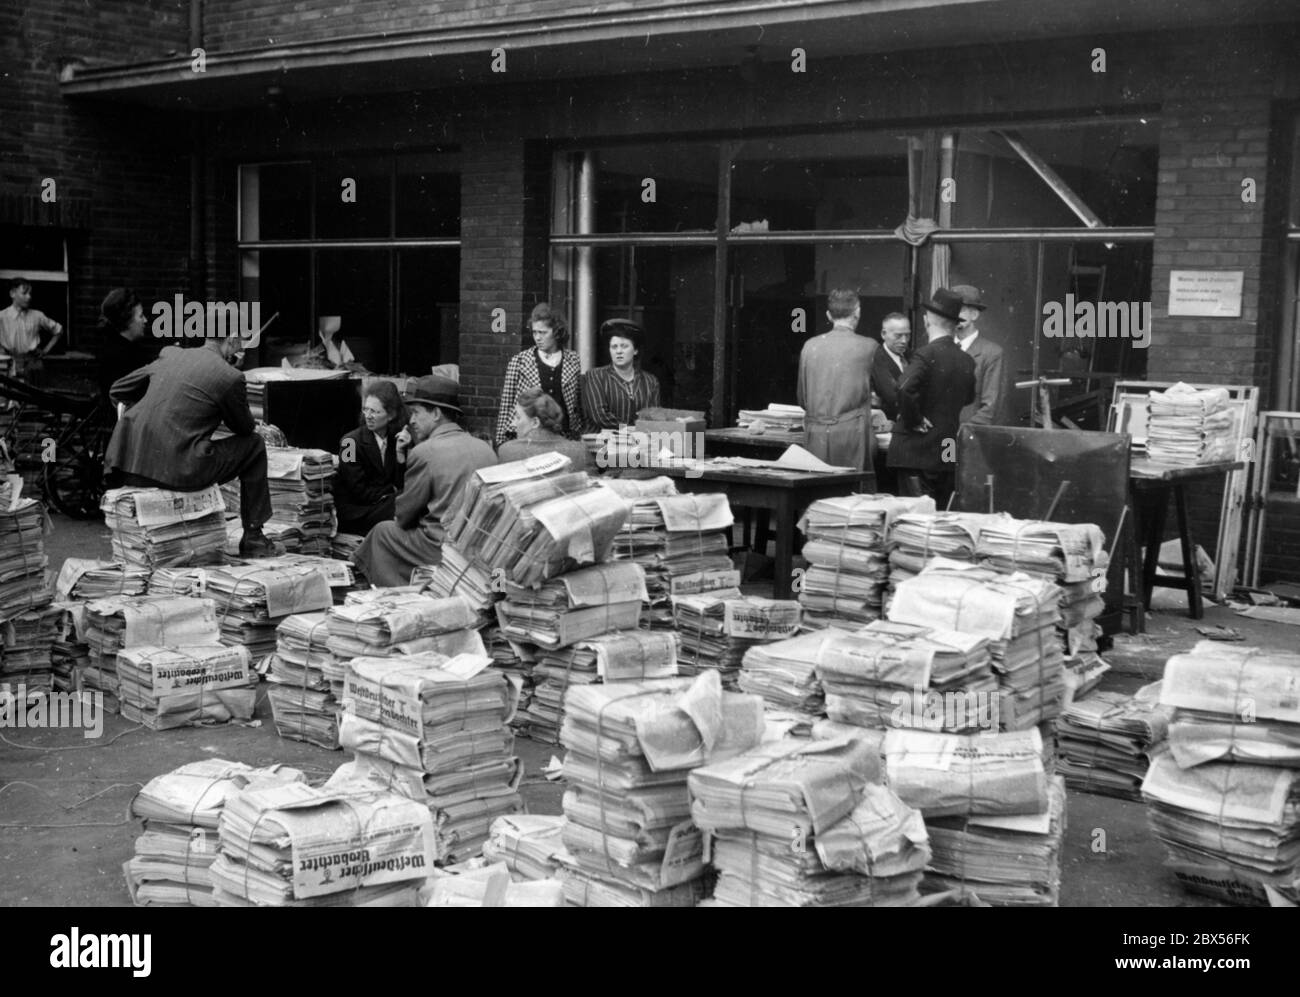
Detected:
left=353, top=374, right=496, bottom=587
left=887, top=288, right=976, bottom=506
left=951, top=284, right=1007, bottom=427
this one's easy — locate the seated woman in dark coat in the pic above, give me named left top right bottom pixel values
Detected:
left=497, top=387, right=593, bottom=470
left=335, top=381, right=408, bottom=534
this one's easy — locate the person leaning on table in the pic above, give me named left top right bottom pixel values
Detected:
left=581, top=318, right=661, bottom=430
left=335, top=380, right=408, bottom=535
left=495, top=302, right=584, bottom=446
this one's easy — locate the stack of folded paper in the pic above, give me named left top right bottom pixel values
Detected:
left=51, top=608, right=88, bottom=692
left=889, top=559, right=1063, bottom=732
left=483, top=626, right=536, bottom=734
left=483, top=814, right=570, bottom=882
left=2, top=603, right=60, bottom=694
left=212, top=780, right=432, bottom=906
left=559, top=672, right=765, bottom=906
left=813, top=620, right=998, bottom=733
left=101, top=486, right=227, bottom=569
left=886, top=511, right=1007, bottom=593
left=335, top=650, right=522, bottom=863
left=125, top=759, right=306, bottom=907
left=1146, top=382, right=1237, bottom=464
left=608, top=481, right=738, bottom=628
left=878, top=726, right=1062, bottom=905
left=798, top=495, right=934, bottom=629
left=424, top=861, right=564, bottom=906
left=117, top=644, right=258, bottom=729
left=495, top=561, right=647, bottom=649
left=55, top=558, right=149, bottom=601
left=223, top=447, right=338, bottom=555
left=445, top=453, right=631, bottom=586
left=330, top=531, right=364, bottom=562
left=421, top=543, right=498, bottom=622
left=203, top=558, right=335, bottom=659
left=81, top=595, right=220, bottom=712
left=690, top=737, right=928, bottom=906
left=0, top=499, right=52, bottom=627
left=267, top=612, right=340, bottom=748
left=737, top=404, right=804, bottom=433
left=1057, top=684, right=1171, bottom=800
left=737, top=631, right=828, bottom=732
left=525, top=629, right=678, bottom=743
left=325, top=591, right=481, bottom=660
left=673, top=591, right=800, bottom=688
left=146, top=566, right=209, bottom=597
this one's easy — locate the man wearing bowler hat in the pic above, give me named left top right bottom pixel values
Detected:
left=354, top=374, right=496, bottom=587
left=951, top=284, right=1007, bottom=427
left=887, top=288, right=976, bottom=506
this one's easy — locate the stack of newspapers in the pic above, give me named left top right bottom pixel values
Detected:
left=51, top=609, right=88, bottom=692
left=483, top=626, right=535, bottom=732
left=444, top=453, right=631, bottom=586
left=875, top=726, right=1064, bottom=905
left=738, top=631, right=830, bottom=733
left=2, top=604, right=60, bottom=695
left=101, top=486, right=227, bottom=569
left=267, top=612, right=340, bottom=748
left=975, top=517, right=1111, bottom=704
left=525, top=629, right=678, bottom=743
left=797, top=495, right=934, bottom=629
left=1057, top=684, right=1171, bottom=800
left=330, top=532, right=364, bottom=563
left=223, top=447, right=338, bottom=556
left=203, top=558, right=335, bottom=659
left=55, top=558, right=149, bottom=601
left=886, top=511, right=1005, bottom=595
left=335, top=650, right=522, bottom=863
left=422, top=544, right=497, bottom=622
left=0, top=498, right=52, bottom=624
left=1141, top=642, right=1300, bottom=905
left=147, top=566, right=209, bottom=597
left=813, top=620, right=998, bottom=733
left=495, top=561, right=646, bottom=650
left=213, top=779, right=432, bottom=906
left=125, top=759, right=306, bottom=907
left=889, top=559, right=1063, bottom=733
left=326, top=591, right=481, bottom=660
left=483, top=814, right=570, bottom=882
left=690, top=737, right=929, bottom=906
left=673, top=591, right=800, bottom=688
left=1145, top=382, right=1237, bottom=465
left=81, top=595, right=220, bottom=712
left=117, top=644, right=257, bottom=729
left=557, top=673, right=765, bottom=906
left=607, top=480, right=738, bottom=629
left=736, top=404, right=804, bottom=432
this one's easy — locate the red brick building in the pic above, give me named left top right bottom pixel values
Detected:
left=5, top=0, right=1300, bottom=580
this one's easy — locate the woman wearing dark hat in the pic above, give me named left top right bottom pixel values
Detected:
left=95, top=287, right=157, bottom=404
left=494, top=302, right=583, bottom=446
left=580, top=318, right=661, bottom=430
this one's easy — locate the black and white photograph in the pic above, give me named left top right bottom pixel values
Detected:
left=1, top=0, right=1296, bottom=949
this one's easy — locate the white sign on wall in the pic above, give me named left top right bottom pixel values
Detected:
left=1168, top=270, right=1244, bottom=317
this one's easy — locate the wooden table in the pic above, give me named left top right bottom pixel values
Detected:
left=659, top=464, right=874, bottom=598
left=1127, top=458, right=1244, bottom=631
left=704, top=427, right=806, bottom=459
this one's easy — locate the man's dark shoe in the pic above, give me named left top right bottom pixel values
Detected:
left=239, top=527, right=280, bottom=559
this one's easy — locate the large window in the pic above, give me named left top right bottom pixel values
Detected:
left=238, top=151, right=460, bottom=375
left=0, top=224, right=70, bottom=344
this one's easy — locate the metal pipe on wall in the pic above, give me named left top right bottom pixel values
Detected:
left=575, top=151, right=597, bottom=370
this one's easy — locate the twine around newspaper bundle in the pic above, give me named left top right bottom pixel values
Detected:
left=1214, top=648, right=1263, bottom=859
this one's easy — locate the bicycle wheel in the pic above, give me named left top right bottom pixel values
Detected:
left=42, top=411, right=109, bottom=520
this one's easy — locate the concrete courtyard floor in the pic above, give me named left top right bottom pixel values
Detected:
left=1, top=511, right=1295, bottom=905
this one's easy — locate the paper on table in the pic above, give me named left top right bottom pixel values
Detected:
left=773, top=445, right=853, bottom=473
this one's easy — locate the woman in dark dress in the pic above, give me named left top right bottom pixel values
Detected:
left=334, top=381, right=408, bottom=535
left=494, top=302, right=584, bottom=446
left=95, top=288, right=157, bottom=406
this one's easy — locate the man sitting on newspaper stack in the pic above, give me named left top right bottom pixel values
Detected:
left=354, top=374, right=497, bottom=587
left=104, top=335, right=278, bottom=557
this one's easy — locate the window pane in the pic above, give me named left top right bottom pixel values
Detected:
left=730, top=131, right=909, bottom=231
left=315, top=157, right=392, bottom=239
left=396, top=152, right=461, bottom=238
left=397, top=248, right=459, bottom=374
left=241, top=249, right=311, bottom=367
left=316, top=249, right=391, bottom=372
left=241, top=163, right=311, bottom=241
left=591, top=141, right=719, bottom=233
left=0, top=225, right=66, bottom=271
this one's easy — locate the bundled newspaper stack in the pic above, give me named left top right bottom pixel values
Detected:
left=117, top=644, right=257, bottom=729
left=101, top=486, right=227, bottom=569
left=222, top=447, right=338, bottom=555
left=147, top=566, right=209, bottom=597
left=736, top=404, right=804, bottom=432
left=975, top=517, right=1111, bottom=705
left=813, top=620, right=998, bottom=734
left=2, top=604, right=60, bottom=695
left=444, top=453, right=631, bottom=586
left=525, top=629, right=678, bottom=743
left=267, top=612, right=340, bottom=748
left=203, top=558, right=335, bottom=659
left=1141, top=642, right=1300, bottom=905
left=557, top=673, right=765, bottom=906
left=330, top=532, right=364, bottom=562
left=336, top=650, right=523, bottom=863
left=125, top=759, right=307, bottom=907
left=886, top=511, right=1006, bottom=595
left=213, top=779, right=433, bottom=906
left=738, top=631, right=829, bottom=733
left=608, top=480, right=738, bottom=628
left=483, top=814, right=570, bottom=882
left=495, top=561, right=646, bottom=650
left=326, top=591, right=481, bottom=660
left=797, top=495, right=934, bottom=629
left=484, top=626, right=536, bottom=734
left=81, top=595, right=220, bottom=712
left=1057, top=684, right=1171, bottom=800
left=890, top=559, right=1063, bottom=733
left=1145, top=382, right=1237, bottom=464
left=673, top=591, right=800, bottom=688
left=422, top=544, right=498, bottom=623
left=55, top=558, right=150, bottom=601
left=877, top=726, right=1063, bottom=905
left=51, top=610, right=88, bottom=692
left=0, top=498, right=52, bottom=623
left=423, top=860, right=564, bottom=907
left=690, top=737, right=929, bottom=906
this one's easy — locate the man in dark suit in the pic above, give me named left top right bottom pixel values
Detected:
left=887, top=289, right=976, bottom=508
left=870, top=311, right=912, bottom=422
left=952, top=284, right=1007, bottom=427
left=104, top=336, right=277, bottom=557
